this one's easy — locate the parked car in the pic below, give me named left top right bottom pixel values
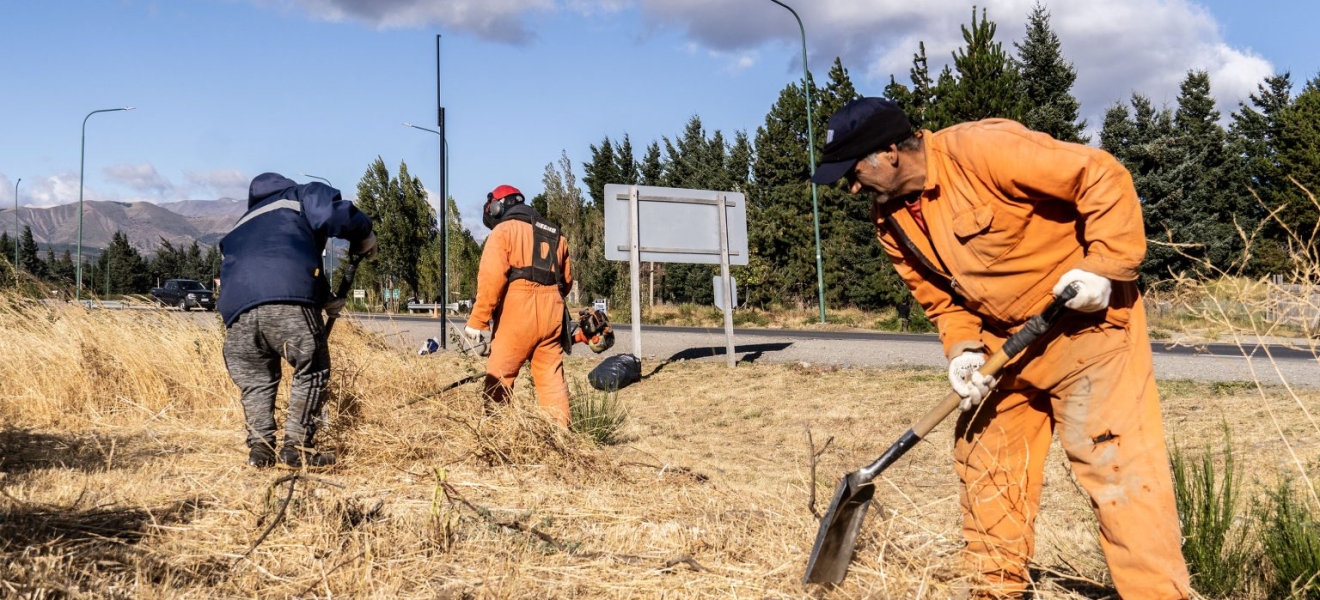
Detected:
left=151, top=279, right=215, bottom=311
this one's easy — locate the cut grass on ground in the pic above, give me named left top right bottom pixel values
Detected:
left=0, top=298, right=1315, bottom=598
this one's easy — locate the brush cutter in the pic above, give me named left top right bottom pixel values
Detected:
left=325, top=254, right=364, bottom=337
left=802, top=283, right=1078, bottom=585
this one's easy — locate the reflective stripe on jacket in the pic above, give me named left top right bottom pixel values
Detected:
left=218, top=173, right=373, bottom=326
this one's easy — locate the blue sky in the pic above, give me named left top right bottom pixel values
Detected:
left=2, top=0, right=1316, bottom=237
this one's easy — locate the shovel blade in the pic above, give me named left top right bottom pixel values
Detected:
left=803, top=471, right=876, bottom=584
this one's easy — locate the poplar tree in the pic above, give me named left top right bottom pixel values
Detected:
left=354, top=158, right=437, bottom=301
left=1014, top=3, right=1087, bottom=142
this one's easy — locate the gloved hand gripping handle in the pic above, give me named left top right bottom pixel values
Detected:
left=854, top=283, right=1079, bottom=484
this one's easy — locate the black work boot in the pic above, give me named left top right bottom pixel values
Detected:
left=278, top=445, right=336, bottom=469
left=247, top=443, right=276, bottom=468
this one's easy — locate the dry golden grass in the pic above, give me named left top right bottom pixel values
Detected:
left=0, top=296, right=1315, bottom=598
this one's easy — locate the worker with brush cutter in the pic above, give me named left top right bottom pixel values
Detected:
left=463, top=184, right=574, bottom=427
left=812, top=98, right=1191, bottom=599
left=219, top=173, right=376, bottom=470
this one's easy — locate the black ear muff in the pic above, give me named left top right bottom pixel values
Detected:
left=483, top=193, right=505, bottom=230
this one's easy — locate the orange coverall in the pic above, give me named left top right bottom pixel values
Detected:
left=872, top=120, right=1191, bottom=599
left=467, top=216, right=573, bottom=426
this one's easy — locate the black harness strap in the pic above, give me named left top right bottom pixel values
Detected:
left=503, top=210, right=565, bottom=289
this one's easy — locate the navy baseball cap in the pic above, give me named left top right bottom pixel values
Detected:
left=812, top=98, right=913, bottom=184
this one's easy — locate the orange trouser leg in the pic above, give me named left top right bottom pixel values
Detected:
left=1051, top=307, right=1190, bottom=599
left=954, top=390, right=1054, bottom=597
left=956, top=302, right=1190, bottom=599
left=482, top=285, right=569, bottom=427
left=529, top=333, right=569, bottom=427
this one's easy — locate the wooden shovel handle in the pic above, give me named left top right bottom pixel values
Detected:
left=911, top=283, right=1078, bottom=438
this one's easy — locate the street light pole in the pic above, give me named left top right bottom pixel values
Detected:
left=300, top=173, right=331, bottom=186
left=13, top=177, right=20, bottom=281
left=403, top=120, right=449, bottom=350
left=76, top=106, right=134, bottom=302
left=767, top=0, right=827, bottom=324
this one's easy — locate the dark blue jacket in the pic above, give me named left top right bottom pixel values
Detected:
left=218, top=173, right=373, bottom=326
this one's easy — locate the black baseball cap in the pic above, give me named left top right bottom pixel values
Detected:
left=812, top=97, right=913, bottom=184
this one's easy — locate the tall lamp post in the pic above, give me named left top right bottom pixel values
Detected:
left=768, top=0, right=826, bottom=323
left=76, top=106, right=134, bottom=301
left=13, top=177, right=20, bottom=280
left=403, top=120, right=449, bottom=350
left=300, top=172, right=335, bottom=278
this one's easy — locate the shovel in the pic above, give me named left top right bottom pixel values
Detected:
left=802, top=283, right=1078, bottom=585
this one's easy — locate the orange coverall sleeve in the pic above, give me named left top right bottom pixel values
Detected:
left=873, top=199, right=985, bottom=358
left=467, top=227, right=511, bottom=330
left=558, top=234, right=573, bottom=297
left=950, top=122, right=1147, bottom=282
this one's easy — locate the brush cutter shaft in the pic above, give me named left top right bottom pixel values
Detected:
left=325, top=254, right=363, bottom=336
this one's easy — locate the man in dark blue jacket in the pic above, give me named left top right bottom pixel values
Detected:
left=219, top=172, right=375, bottom=469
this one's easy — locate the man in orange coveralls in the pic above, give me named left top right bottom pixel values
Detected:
left=812, top=98, right=1191, bottom=599
left=463, top=185, right=573, bottom=427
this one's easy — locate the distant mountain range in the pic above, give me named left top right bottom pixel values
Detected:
left=0, top=198, right=248, bottom=254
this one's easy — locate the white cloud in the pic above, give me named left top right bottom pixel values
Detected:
left=105, top=163, right=174, bottom=197
left=184, top=169, right=250, bottom=200
left=14, top=173, right=87, bottom=208
left=273, top=0, right=557, bottom=42
left=259, top=0, right=1275, bottom=130
left=632, top=0, right=1274, bottom=128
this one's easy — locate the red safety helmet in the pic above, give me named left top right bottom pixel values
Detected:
left=489, top=184, right=524, bottom=203
left=484, top=184, right=526, bottom=229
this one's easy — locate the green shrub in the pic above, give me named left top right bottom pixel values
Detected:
left=1171, top=425, right=1254, bottom=598
left=1259, top=478, right=1320, bottom=598
left=732, top=309, right=769, bottom=327
left=570, top=381, right=627, bottom=445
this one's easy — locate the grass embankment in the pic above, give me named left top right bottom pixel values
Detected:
left=0, top=296, right=1316, bottom=598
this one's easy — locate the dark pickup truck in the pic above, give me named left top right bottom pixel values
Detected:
left=151, top=279, right=215, bottom=311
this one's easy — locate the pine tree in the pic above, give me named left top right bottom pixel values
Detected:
left=1275, top=75, right=1320, bottom=241
left=582, top=136, right=620, bottom=209
left=1014, top=3, right=1087, bottom=142
left=1228, top=73, right=1293, bottom=274
left=18, top=226, right=44, bottom=279
left=885, top=43, right=939, bottom=130
left=749, top=81, right=819, bottom=308
left=639, top=142, right=664, bottom=186
left=615, top=134, right=639, bottom=186
left=99, top=231, right=150, bottom=295
left=937, top=7, right=1026, bottom=126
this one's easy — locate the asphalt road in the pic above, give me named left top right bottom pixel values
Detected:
left=349, top=313, right=1320, bottom=388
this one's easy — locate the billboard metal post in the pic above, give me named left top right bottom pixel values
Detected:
left=716, top=193, right=735, bottom=368
left=629, top=186, right=643, bottom=359
left=605, top=184, right=747, bottom=369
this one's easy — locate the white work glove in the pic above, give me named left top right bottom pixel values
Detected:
left=463, top=326, right=484, bottom=345
left=324, top=297, right=346, bottom=319
left=1052, top=268, right=1111, bottom=313
left=350, top=232, right=378, bottom=259
left=948, top=351, right=998, bottom=412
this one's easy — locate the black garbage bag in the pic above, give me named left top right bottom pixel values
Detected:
left=588, top=354, right=642, bottom=392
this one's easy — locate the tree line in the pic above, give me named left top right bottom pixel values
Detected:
left=6, top=3, right=1317, bottom=316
